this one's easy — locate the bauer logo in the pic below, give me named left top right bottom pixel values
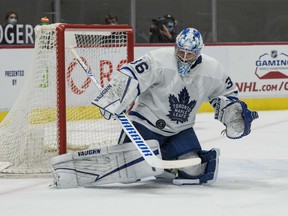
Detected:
left=255, top=50, right=288, bottom=79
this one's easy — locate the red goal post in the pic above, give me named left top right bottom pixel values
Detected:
left=55, top=24, right=134, bottom=155
left=0, top=24, right=134, bottom=174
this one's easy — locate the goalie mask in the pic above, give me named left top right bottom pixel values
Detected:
left=175, top=28, right=204, bottom=76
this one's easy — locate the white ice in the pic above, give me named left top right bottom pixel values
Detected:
left=1, top=110, right=288, bottom=216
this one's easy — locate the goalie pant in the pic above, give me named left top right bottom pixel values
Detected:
left=50, top=140, right=164, bottom=189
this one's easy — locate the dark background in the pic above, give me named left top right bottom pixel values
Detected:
left=1, top=0, right=287, bottom=44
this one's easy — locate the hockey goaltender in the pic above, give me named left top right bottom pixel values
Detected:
left=50, top=28, right=258, bottom=188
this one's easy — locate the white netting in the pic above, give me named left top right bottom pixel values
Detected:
left=0, top=24, right=131, bottom=175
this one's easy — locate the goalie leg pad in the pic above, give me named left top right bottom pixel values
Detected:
left=155, top=152, right=204, bottom=182
left=50, top=153, right=79, bottom=189
left=173, top=148, right=220, bottom=185
left=50, top=140, right=163, bottom=188
left=177, top=152, right=206, bottom=177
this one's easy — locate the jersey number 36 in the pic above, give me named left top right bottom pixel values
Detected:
left=131, top=59, right=149, bottom=74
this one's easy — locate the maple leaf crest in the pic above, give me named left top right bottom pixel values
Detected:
left=167, top=87, right=196, bottom=124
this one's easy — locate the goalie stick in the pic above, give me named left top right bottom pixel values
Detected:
left=69, top=46, right=201, bottom=169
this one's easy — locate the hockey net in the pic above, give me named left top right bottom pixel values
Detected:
left=0, top=24, right=134, bottom=175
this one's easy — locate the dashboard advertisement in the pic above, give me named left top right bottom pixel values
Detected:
left=1, top=44, right=288, bottom=111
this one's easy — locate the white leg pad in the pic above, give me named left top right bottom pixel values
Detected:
left=50, top=154, right=79, bottom=189
left=50, top=140, right=163, bottom=188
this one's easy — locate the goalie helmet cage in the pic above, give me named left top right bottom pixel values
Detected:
left=0, top=23, right=134, bottom=175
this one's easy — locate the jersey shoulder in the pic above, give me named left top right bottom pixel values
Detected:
left=194, top=53, right=225, bottom=78
left=146, top=47, right=176, bottom=69
left=201, top=53, right=222, bottom=69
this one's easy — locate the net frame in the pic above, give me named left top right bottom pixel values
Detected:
left=56, top=24, right=134, bottom=154
left=0, top=23, right=134, bottom=175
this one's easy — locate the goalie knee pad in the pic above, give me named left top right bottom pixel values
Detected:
left=177, top=152, right=205, bottom=177
left=173, top=148, right=220, bottom=185
left=50, top=140, right=164, bottom=188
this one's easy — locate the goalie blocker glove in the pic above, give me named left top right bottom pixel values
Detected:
left=91, top=71, right=139, bottom=120
left=210, top=96, right=259, bottom=139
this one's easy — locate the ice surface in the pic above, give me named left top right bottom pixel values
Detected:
left=0, top=110, right=287, bottom=216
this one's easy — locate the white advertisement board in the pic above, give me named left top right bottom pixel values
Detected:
left=0, top=48, right=34, bottom=110
left=1, top=44, right=288, bottom=111
left=204, top=45, right=288, bottom=98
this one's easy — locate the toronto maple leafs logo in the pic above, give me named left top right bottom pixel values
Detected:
left=167, top=87, right=196, bottom=124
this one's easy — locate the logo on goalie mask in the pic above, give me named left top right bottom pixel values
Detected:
left=167, top=87, right=196, bottom=124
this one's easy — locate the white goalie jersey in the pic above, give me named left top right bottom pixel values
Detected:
left=120, top=47, right=238, bottom=136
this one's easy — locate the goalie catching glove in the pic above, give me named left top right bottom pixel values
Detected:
left=210, top=96, right=259, bottom=139
left=92, top=71, right=139, bottom=120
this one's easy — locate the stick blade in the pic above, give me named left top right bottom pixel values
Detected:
left=149, top=157, right=201, bottom=169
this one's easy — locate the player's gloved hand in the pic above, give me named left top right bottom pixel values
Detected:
left=91, top=70, right=139, bottom=120
left=210, top=96, right=259, bottom=139
left=91, top=82, right=124, bottom=120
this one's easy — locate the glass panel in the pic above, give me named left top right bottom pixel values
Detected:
left=1, top=0, right=288, bottom=43
left=217, top=0, right=288, bottom=42
left=61, top=0, right=130, bottom=25
left=0, top=0, right=54, bottom=45
left=135, top=0, right=212, bottom=43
